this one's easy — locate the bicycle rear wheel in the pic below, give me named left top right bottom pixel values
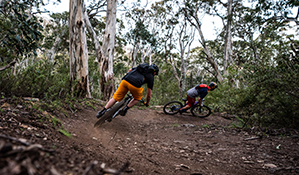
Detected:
left=94, top=100, right=126, bottom=127
left=163, top=101, right=183, bottom=115
left=191, top=105, right=211, bottom=118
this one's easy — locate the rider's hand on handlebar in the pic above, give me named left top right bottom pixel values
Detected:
left=140, top=99, right=149, bottom=107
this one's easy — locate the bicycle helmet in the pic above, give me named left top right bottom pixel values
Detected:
left=149, top=64, right=159, bottom=75
left=209, top=82, right=218, bottom=91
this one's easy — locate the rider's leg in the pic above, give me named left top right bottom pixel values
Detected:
left=119, top=84, right=143, bottom=116
left=96, top=98, right=117, bottom=118
left=105, top=98, right=117, bottom=109
left=119, top=99, right=139, bottom=116
left=96, top=80, right=128, bottom=118
left=179, top=95, right=194, bottom=114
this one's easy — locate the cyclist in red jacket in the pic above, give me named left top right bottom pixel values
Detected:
left=179, top=82, right=218, bottom=114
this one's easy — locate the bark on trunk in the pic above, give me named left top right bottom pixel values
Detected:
left=101, top=0, right=117, bottom=101
left=69, top=0, right=91, bottom=98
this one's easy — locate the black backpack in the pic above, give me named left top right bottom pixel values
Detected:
left=136, top=63, right=150, bottom=75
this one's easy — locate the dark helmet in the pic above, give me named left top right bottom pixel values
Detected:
left=209, top=82, right=218, bottom=91
left=149, top=64, right=159, bottom=75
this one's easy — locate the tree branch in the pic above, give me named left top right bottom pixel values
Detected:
left=0, top=59, right=16, bottom=71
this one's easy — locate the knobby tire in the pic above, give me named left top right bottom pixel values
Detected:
left=94, top=100, right=126, bottom=127
left=163, top=101, right=183, bottom=115
left=191, top=105, right=211, bottom=118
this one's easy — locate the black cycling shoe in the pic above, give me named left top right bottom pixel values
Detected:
left=179, top=109, right=186, bottom=114
left=96, top=108, right=107, bottom=118
left=119, top=106, right=129, bottom=116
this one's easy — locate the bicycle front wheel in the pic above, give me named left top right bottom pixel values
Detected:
left=191, top=105, right=211, bottom=118
left=163, top=101, right=183, bottom=115
left=94, top=100, right=126, bottom=127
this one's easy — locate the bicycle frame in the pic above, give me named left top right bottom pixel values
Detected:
left=182, top=98, right=203, bottom=110
left=111, top=95, right=133, bottom=119
left=94, top=94, right=145, bottom=127
left=163, top=98, right=211, bottom=118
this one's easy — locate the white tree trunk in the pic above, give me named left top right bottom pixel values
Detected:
left=47, top=29, right=65, bottom=62
left=224, top=0, right=233, bottom=76
left=141, top=46, right=151, bottom=64
left=131, top=42, right=139, bottom=67
left=69, top=0, right=91, bottom=98
left=83, top=6, right=102, bottom=63
left=184, top=7, right=224, bottom=83
left=101, top=0, right=117, bottom=100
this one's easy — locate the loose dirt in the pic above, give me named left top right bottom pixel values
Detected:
left=0, top=98, right=298, bottom=175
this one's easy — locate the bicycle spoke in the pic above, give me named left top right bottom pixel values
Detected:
left=191, top=105, right=211, bottom=118
left=163, top=101, right=183, bottom=115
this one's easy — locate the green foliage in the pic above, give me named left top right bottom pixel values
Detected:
left=85, top=101, right=96, bottom=110
left=0, top=0, right=44, bottom=61
left=88, top=55, right=102, bottom=99
left=202, top=124, right=210, bottom=128
left=42, top=12, right=69, bottom=53
left=58, top=129, right=72, bottom=138
left=50, top=116, right=61, bottom=127
left=229, top=116, right=245, bottom=129
left=149, top=63, right=181, bottom=105
left=172, top=123, right=179, bottom=127
left=218, top=55, right=299, bottom=128
left=0, top=58, right=71, bottom=100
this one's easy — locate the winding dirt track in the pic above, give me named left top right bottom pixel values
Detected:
left=61, top=106, right=299, bottom=175
left=0, top=99, right=298, bottom=175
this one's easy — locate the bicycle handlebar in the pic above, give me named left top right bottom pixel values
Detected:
left=139, top=99, right=149, bottom=107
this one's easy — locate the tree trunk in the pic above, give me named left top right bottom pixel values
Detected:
left=101, top=0, right=117, bottom=101
left=131, top=42, right=139, bottom=67
left=47, top=29, right=66, bottom=62
left=195, top=22, right=223, bottom=82
left=223, top=0, right=233, bottom=76
left=69, top=0, right=91, bottom=98
left=184, top=7, right=224, bottom=83
left=83, top=6, right=102, bottom=64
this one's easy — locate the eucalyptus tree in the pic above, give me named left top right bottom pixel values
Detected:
left=83, top=0, right=106, bottom=63
left=83, top=0, right=126, bottom=100
left=124, top=5, right=157, bottom=67
left=218, top=0, right=299, bottom=127
left=100, top=0, right=117, bottom=100
left=69, top=0, right=91, bottom=98
left=231, top=0, right=298, bottom=69
left=43, top=12, right=69, bottom=62
left=182, top=0, right=224, bottom=83
left=150, top=0, right=196, bottom=95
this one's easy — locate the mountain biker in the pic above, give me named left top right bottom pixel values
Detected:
left=179, top=82, right=218, bottom=114
left=96, top=63, right=159, bottom=118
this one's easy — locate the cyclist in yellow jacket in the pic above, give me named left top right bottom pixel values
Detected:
left=96, top=63, right=159, bottom=118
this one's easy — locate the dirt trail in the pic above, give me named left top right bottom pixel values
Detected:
left=1, top=100, right=298, bottom=175
left=62, top=106, right=299, bottom=175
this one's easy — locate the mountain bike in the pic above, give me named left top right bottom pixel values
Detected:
left=94, top=94, right=144, bottom=127
left=163, top=98, right=211, bottom=118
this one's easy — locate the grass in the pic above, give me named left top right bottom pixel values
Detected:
left=58, top=129, right=72, bottom=138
